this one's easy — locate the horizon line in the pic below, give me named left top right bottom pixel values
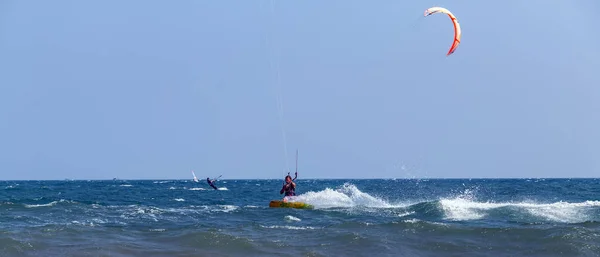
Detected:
left=1, top=177, right=599, bottom=181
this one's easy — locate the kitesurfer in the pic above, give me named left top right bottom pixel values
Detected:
left=206, top=177, right=218, bottom=190
left=280, top=172, right=297, bottom=202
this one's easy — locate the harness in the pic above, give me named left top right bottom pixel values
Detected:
left=284, top=183, right=296, bottom=196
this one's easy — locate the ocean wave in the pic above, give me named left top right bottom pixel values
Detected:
left=260, top=225, right=318, bottom=230
left=295, top=183, right=407, bottom=209
left=437, top=198, right=600, bottom=223
left=290, top=183, right=600, bottom=224
left=1, top=179, right=599, bottom=257
left=284, top=215, right=301, bottom=222
left=23, top=199, right=76, bottom=208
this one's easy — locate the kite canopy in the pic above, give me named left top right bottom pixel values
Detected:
left=424, top=7, right=462, bottom=56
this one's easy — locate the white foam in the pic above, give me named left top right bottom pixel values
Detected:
left=521, top=200, right=600, bottom=223
left=293, top=183, right=399, bottom=209
left=174, top=198, right=185, bottom=202
left=215, top=205, right=238, bottom=213
left=217, top=187, right=228, bottom=191
left=398, top=211, right=415, bottom=217
left=439, top=195, right=600, bottom=223
left=284, top=215, right=301, bottom=222
left=440, top=198, right=488, bottom=220
left=24, top=201, right=59, bottom=208
left=71, top=220, right=96, bottom=227
left=260, top=225, right=318, bottom=230
left=440, top=188, right=489, bottom=220
left=24, top=199, right=72, bottom=208
left=118, top=206, right=164, bottom=222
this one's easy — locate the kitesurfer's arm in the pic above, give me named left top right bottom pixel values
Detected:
left=280, top=184, right=286, bottom=194
left=292, top=172, right=297, bottom=181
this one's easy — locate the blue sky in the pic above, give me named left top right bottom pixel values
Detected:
left=0, top=0, right=598, bottom=180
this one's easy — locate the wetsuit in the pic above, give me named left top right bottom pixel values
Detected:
left=207, top=178, right=218, bottom=190
left=280, top=182, right=296, bottom=196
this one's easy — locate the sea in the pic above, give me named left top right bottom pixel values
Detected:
left=1, top=178, right=599, bottom=257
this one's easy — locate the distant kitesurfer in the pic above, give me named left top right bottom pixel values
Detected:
left=206, top=177, right=218, bottom=190
left=280, top=172, right=297, bottom=202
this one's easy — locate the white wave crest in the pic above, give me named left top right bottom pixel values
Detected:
left=24, top=199, right=73, bottom=208
left=293, top=183, right=402, bottom=209
left=440, top=192, right=600, bottom=223
left=260, top=225, right=318, bottom=230
left=284, top=215, right=301, bottom=222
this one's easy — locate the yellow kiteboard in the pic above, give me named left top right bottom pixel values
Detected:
left=269, top=200, right=313, bottom=209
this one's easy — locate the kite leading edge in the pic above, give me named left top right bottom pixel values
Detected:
left=424, top=7, right=462, bottom=56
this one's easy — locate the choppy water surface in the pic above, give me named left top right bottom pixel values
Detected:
left=1, top=179, right=599, bottom=256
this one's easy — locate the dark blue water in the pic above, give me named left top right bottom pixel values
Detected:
left=1, top=179, right=599, bottom=256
